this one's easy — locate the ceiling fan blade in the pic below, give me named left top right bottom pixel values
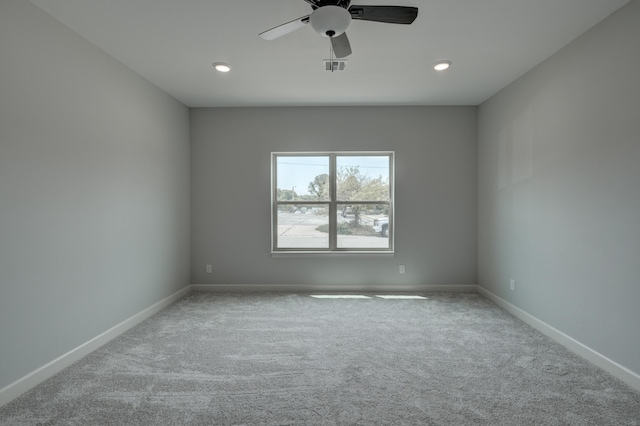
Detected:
left=331, top=32, right=352, bottom=58
left=349, top=6, right=418, bottom=24
left=259, top=15, right=310, bottom=40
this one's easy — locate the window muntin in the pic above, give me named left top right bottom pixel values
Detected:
left=272, top=152, right=393, bottom=253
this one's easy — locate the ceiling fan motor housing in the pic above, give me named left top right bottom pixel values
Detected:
left=310, top=5, right=351, bottom=37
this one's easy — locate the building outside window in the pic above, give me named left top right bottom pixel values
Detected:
left=271, top=152, right=394, bottom=253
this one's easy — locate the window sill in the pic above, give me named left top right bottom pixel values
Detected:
left=271, top=251, right=395, bottom=259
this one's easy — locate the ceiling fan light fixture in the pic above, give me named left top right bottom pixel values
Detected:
left=310, top=5, right=351, bottom=38
left=213, top=62, right=231, bottom=73
left=434, top=60, right=451, bottom=71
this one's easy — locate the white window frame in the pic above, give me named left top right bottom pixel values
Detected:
left=271, top=151, right=394, bottom=256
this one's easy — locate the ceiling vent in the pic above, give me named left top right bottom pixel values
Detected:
left=323, top=59, right=347, bottom=72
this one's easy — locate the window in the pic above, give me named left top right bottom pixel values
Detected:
left=271, top=152, right=394, bottom=254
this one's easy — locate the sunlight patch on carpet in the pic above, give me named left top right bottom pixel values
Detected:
left=375, top=295, right=428, bottom=299
left=310, top=295, right=371, bottom=299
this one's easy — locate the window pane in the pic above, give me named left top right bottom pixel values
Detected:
left=276, top=204, right=329, bottom=248
left=336, top=155, right=389, bottom=202
left=336, top=204, right=390, bottom=249
left=277, top=156, right=330, bottom=201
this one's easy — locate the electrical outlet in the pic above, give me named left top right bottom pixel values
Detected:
left=510, top=279, right=516, bottom=291
left=399, top=265, right=406, bottom=274
left=206, top=264, right=212, bottom=273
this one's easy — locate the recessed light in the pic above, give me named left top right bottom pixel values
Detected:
left=434, top=60, right=451, bottom=71
left=213, top=62, right=231, bottom=73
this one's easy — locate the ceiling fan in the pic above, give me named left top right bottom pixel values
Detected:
left=259, top=0, right=418, bottom=58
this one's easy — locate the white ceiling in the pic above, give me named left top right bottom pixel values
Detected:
left=30, top=0, right=629, bottom=107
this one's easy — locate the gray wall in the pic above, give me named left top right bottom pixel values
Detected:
left=0, top=0, right=191, bottom=389
left=191, top=106, right=477, bottom=289
left=478, top=1, right=640, bottom=375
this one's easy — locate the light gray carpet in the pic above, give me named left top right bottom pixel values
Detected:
left=1, top=292, right=639, bottom=425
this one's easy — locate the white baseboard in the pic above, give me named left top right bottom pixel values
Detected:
left=191, top=283, right=478, bottom=293
left=477, top=286, right=640, bottom=393
left=0, top=285, right=191, bottom=408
